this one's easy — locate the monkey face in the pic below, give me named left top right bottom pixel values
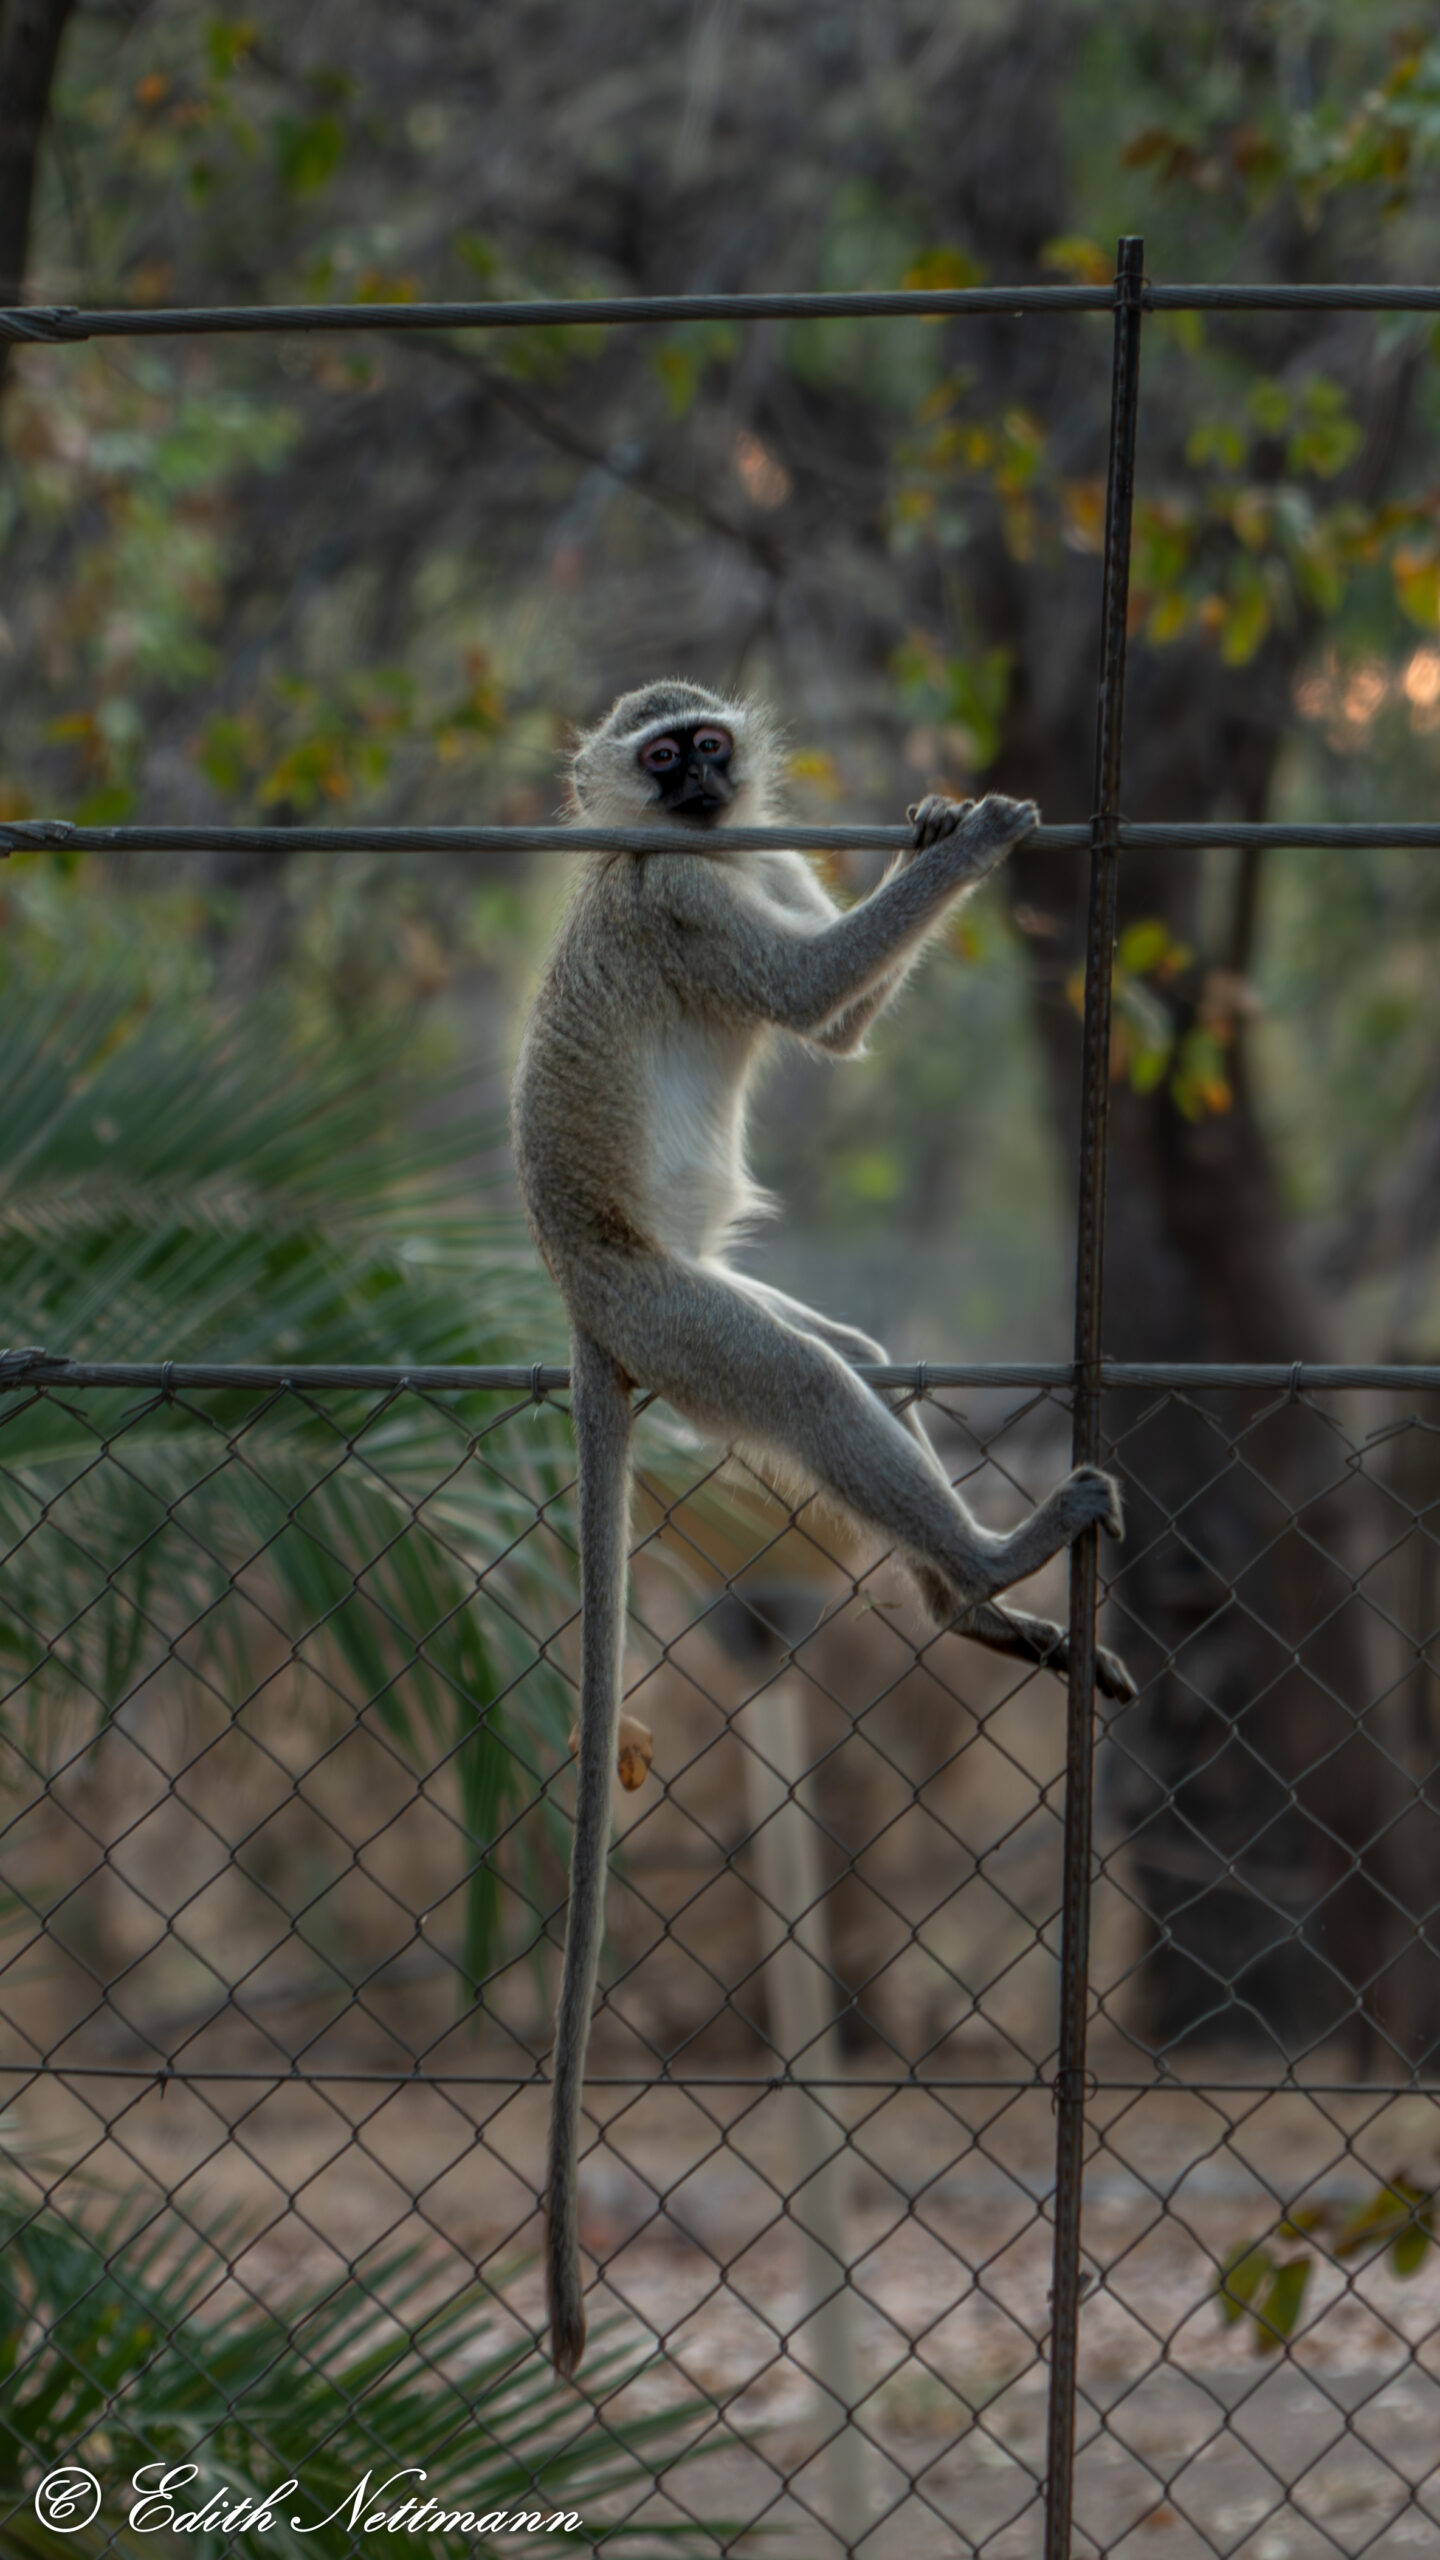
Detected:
left=636, top=722, right=736, bottom=826
left=570, top=682, right=773, bottom=828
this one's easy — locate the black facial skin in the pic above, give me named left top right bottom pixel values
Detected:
left=637, top=722, right=735, bottom=826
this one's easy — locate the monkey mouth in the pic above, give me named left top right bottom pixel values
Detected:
left=670, top=787, right=732, bottom=825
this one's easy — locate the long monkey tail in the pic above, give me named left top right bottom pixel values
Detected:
left=546, top=1330, right=633, bottom=2378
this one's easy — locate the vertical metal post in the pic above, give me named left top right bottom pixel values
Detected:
left=1043, top=233, right=1145, bottom=2560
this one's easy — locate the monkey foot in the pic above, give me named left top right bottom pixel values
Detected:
left=567, top=1713, right=654, bottom=1790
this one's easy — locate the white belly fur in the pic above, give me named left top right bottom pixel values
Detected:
left=645, top=1022, right=770, bottom=1259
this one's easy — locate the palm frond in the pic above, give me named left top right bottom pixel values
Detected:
left=0, top=2188, right=734, bottom=2557
left=0, top=973, right=578, bottom=1993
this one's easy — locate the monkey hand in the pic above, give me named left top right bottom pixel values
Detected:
left=906, top=791, right=1039, bottom=876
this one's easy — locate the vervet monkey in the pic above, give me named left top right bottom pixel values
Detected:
left=511, top=678, right=1135, bottom=2375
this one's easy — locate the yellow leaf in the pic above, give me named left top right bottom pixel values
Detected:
left=903, top=246, right=987, bottom=293
left=1148, top=591, right=1192, bottom=644
left=1230, top=489, right=1272, bottom=551
left=1041, top=235, right=1114, bottom=287
left=354, top=270, right=420, bottom=305
left=1219, top=580, right=1272, bottom=667
left=1060, top=479, right=1106, bottom=555
left=1394, top=546, right=1440, bottom=630
left=787, top=749, right=845, bottom=800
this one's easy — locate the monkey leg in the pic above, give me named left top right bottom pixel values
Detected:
left=721, top=1271, right=952, bottom=1486
left=713, top=1268, right=1132, bottom=1693
left=581, top=1254, right=1120, bottom=1612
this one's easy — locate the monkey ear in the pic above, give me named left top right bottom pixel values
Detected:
left=905, top=804, right=919, bottom=824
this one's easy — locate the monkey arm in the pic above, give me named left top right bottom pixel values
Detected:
left=805, top=969, right=909, bottom=1053
left=660, top=793, right=1036, bottom=1034
left=799, top=842, right=938, bottom=1048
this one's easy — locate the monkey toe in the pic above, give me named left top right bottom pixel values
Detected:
left=1065, top=1464, right=1125, bottom=1541
left=616, top=1715, right=654, bottom=1791
left=1095, top=1645, right=1138, bottom=1702
left=567, top=1712, right=654, bottom=1790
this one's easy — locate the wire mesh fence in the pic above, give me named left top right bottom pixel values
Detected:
left=2, top=1361, right=1439, bottom=2556
left=6, top=236, right=1440, bottom=2555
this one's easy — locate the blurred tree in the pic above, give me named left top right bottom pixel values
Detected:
left=0, top=0, right=76, bottom=329
left=5, top=0, right=1440, bottom=2051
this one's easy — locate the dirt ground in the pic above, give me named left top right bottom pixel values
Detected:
left=9, top=2057, right=1440, bottom=2556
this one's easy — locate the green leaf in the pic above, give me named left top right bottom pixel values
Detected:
left=655, top=342, right=698, bottom=418
left=1247, top=377, right=1292, bottom=437
left=1335, top=2178, right=1435, bottom=2260
left=1394, top=548, right=1440, bottom=630
left=454, top=230, right=499, bottom=280
left=1216, top=2240, right=1271, bottom=2326
left=1254, top=2256, right=1311, bottom=2354
left=1185, top=418, right=1247, bottom=473
left=1118, top=919, right=1178, bottom=977
left=273, top=111, right=345, bottom=194
left=206, top=18, right=258, bottom=78
left=1220, top=563, right=1273, bottom=667
left=904, top=244, right=988, bottom=291
left=940, top=646, right=1013, bottom=769
left=72, top=783, right=136, bottom=827
left=1287, top=378, right=1363, bottom=480
left=1390, top=2208, right=1432, bottom=2278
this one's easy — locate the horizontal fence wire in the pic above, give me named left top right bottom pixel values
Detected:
left=8, top=280, right=1440, bottom=339
left=4, top=1353, right=1439, bottom=1393
left=10, top=820, right=1440, bottom=856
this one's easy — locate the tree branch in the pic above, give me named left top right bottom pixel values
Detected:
left=411, top=330, right=785, bottom=575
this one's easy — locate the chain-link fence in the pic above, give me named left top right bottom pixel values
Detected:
left=5, top=237, right=1440, bottom=2557
left=2, top=1355, right=1438, bottom=2556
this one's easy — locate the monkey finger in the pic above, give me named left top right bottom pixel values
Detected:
left=908, top=793, right=971, bottom=851
left=968, top=793, right=1040, bottom=853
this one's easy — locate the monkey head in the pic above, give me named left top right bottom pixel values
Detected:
left=570, top=679, right=779, bottom=831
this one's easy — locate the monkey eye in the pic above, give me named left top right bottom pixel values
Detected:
left=639, top=737, right=681, bottom=772
left=693, top=729, right=732, bottom=761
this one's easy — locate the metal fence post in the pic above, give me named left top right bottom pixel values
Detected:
left=1043, top=232, right=1145, bottom=2560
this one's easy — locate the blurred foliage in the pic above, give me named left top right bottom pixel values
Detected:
left=0, top=2181, right=722, bottom=2556
left=0, top=959, right=584, bottom=1996
left=3, top=0, right=1440, bottom=1355
left=1216, top=2176, right=1438, bottom=2357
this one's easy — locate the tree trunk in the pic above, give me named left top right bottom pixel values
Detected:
left=0, top=0, right=77, bottom=387
left=995, top=618, right=1392, bottom=2061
